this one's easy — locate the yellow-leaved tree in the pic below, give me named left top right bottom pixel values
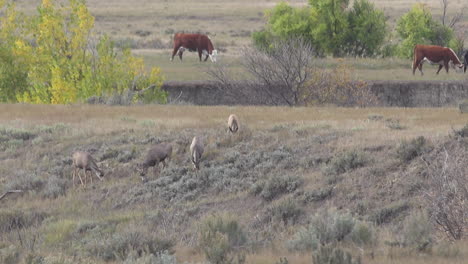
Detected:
left=0, top=0, right=166, bottom=104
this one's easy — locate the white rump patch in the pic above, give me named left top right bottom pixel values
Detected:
left=422, top=57, right=443, bottom=65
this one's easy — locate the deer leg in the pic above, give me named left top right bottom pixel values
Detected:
left=72, top=168, right=76, bottom=187
left=78, top=169, right=85, bottom=187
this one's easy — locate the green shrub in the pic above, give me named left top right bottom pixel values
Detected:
left=349, top=221, right=375, bottom=246
left=312, top=245, right=361, bottom=264
left=123, top=250, right=178, bottom=264
left=434, top=242, right=461, bottom=258
left=88, top=231, right=174, bottom=261
left=257, top=174, right=303, bottom=201
left=369, top=201, right=409, bottom=225
left=301, top=187, right=333, bottom=203
left=0, top=245, right=20, bottom=264
left=0, top=209, right=47, bottom=233
left=453, top=123, right=468, bottom=138
left=458, top=100, right=468, bottom=113
left=4, top=171, right=45, bottom=192
left=198, top=213, right=246, bottom=264
left=287, top=209, right=361, bottom=251
left=385, top=119, right=405, bottom=130
left=325, top=150, right=367, bottom=176
left=401, top=211, right=433, bottom=251
left=43, top=219, right=77, bottom=247
left=42, top=175, right=69, bottom=199
left=396, top=136, right=429, bottom=163
left=268, top=197, right=303, bottom=225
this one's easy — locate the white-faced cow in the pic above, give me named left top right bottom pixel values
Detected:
left=412, top=44, right=463, bottom=75
left=171, top=33, right=218, bottom=62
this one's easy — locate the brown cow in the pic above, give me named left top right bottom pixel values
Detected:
left=412, top=44, right=463, bottom=75
left=171, top=33, right=217, bottom=62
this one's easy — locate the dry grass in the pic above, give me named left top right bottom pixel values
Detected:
left=0, top=104, right=465, bottom=140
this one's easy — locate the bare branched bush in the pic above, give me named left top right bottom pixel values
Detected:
left=208, top=39, right=377, bottom=107
left=304, top=64, right=378, bottom=107
left=421, top=139, right=467, bottom=240
left=208, top=38, right=314, bottom=106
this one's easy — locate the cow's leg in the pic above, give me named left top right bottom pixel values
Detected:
left=198, top=49, right=203, bottom=61
left=171, top=45, right=180, bottom=61
left=436, top=64, right=444, bottom=74
left=444, top=62, right=449, bottom=74
left=178, top=47, right=185, bottom=61
left=417, top=62, right=424, bottom=76
left=413, top=59, right=423, bottom=75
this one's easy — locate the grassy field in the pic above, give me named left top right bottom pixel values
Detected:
left=0, top=104, right=467, bottom=263
left=13, top=0, right=468, bottom=81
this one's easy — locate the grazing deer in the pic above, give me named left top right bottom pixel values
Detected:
left=138, top=143, right=173, bottom=181
left=72, top=151, right=104, bottom=187
left=190, top=136, right=204, bottom=170
left=228, top=114, right=239, bottom=133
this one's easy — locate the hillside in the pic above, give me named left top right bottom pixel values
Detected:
left=0, top=104, right=467, bottom=263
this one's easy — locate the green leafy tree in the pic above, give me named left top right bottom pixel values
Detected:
left=253, top=2, right=315, bottom=52
left=344, top=0, right=387, bottom=57
left=309, top=0, right=350, bottom=57
left=0, top=1, right=29, bottom=102
left=396, top=3, right=455, bottom=58
left=253, top=0, right=388, bottom=57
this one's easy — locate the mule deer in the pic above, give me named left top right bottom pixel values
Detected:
left=72, top=151, right=104, bottom=187
left=228, top=114, right=239, bottom=133
left=138, top=143, right=173, bottom=180
left=190, top=136, right=204, bottom=170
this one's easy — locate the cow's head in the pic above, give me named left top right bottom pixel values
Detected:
left=203, top=49, right=218, bottom=62
left=450, top=60, right=464, bottom=72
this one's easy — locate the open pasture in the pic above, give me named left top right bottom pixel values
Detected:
left=13, top=0, right=468, bottom=81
